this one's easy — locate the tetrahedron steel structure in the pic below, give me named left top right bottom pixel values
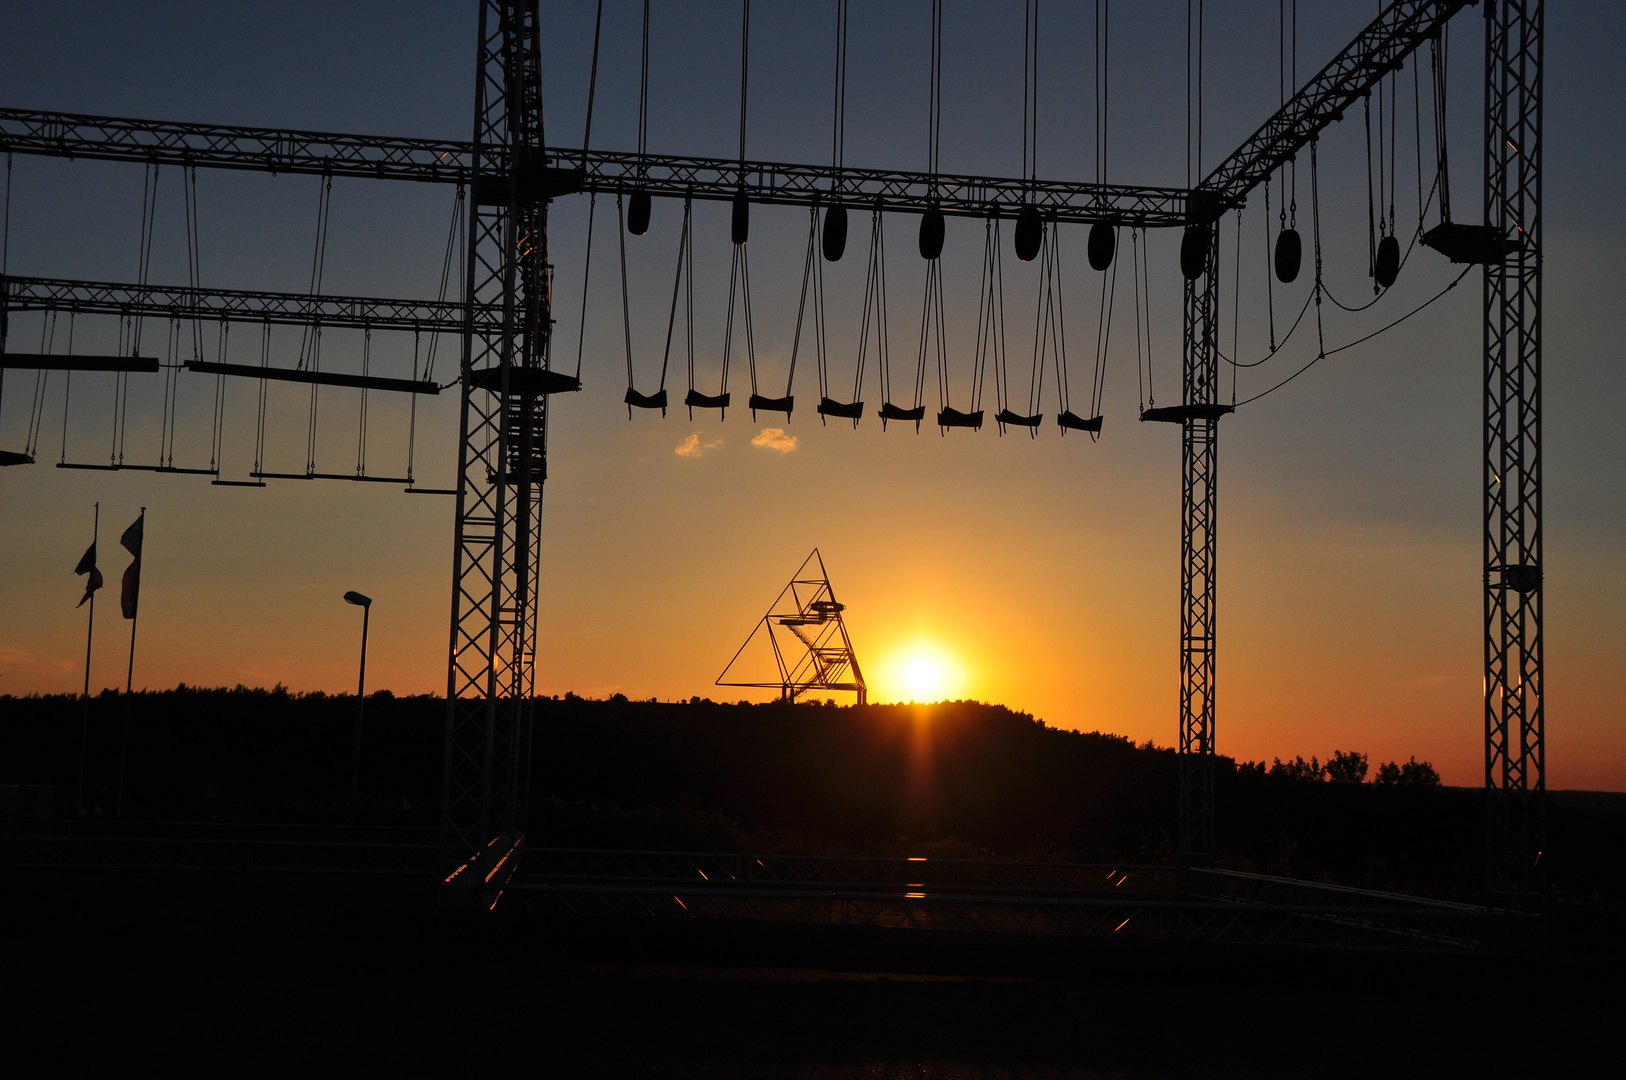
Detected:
left=718, top=550, right=867, bottom=705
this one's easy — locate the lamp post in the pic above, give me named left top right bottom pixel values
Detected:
left=343, top=590, right=372, bottom=824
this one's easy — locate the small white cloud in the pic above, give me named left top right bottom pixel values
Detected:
left=675, top=432, right=724, bottom=458
left=751, top=427, right=799, bottom=453
left=0, top=644, right=36, bottom=665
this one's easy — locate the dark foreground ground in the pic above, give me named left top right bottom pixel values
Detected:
left=4, top=869, right=1616, bottom=1078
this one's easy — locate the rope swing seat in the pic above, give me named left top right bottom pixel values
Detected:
left=749, top=204, right=829, bottom=421
left=816, top=201, right=888, bottom=427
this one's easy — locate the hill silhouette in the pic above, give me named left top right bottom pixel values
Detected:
left=3, top=687, right=1623, bottom=920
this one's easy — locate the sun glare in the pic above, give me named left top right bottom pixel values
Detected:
left=879, top=642, right=966, bottom=703
left=903, top=654, right=945, bottom=700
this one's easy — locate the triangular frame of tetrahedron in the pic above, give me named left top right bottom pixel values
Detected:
left=716, top=549, right=867, bottom=704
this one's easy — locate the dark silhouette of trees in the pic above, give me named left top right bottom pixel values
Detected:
left=1375, top=756, right=1443, bottom=787
left=1269, top=756, right=1326, bottom=781
left=1325, top=750, right=1370, bottom=783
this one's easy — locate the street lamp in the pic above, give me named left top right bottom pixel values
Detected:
left=343, top=590, right=372, bottom=824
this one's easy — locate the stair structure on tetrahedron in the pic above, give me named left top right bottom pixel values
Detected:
left=716, top=549, right=867, bottom=705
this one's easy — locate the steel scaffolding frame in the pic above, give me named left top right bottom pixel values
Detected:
left=0, top=1, right=1543, bottom=918
left=437, top=0, right=549, bottom=901
left=1, top=275, right=476, bottom=333
left=1483, top=0, right=1544, bottom=917
left=1175, top=225, right=1221, bottom=857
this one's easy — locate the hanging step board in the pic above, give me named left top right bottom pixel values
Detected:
left=995, top=408, right=1042, bottom=429
left=685, top=389, right=730, bottom=410
left=1139, top=403, right=1234, bottom=423
left=1, top=354, right=159, bottom=372
left=465, top=366, right=580, bottom=396
left=1057, top=410, right=1102, bottom=433
left=624, top=388, right=668, bottom=410
left=749, top=393, right=793, bottom=416
left=57, top=462, right=218, bottom=475
left=0, top=450, right=34, bottom=467
left=250, top=470, right=416, bottom=484
left=186, top=360, right=439, bottom=395
left=817, top=397, right=864, bottom=421
left=936, top=407, right=982, bottom=430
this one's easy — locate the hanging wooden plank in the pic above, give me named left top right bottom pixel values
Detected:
left=185, top=360, right=438, bottom=395
left=0, top=354, right=158, bottom=372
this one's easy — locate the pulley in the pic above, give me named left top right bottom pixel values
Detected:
left=918, top=203, right=945, bottom=260
left=1014, top=204, right=1042, bottom=262
left=1374, top=234, right=1400, bottom=289
left=1180, top=224, right=1210, bottom=281
left=1087, top=221, right=1115, bottom=271
left=823, top=203, right=848, bottom=261
left=627, top=190, right=651, bottom=236
left=1274, top=228, right=1302, bottom=283
left=731, top=191, right=750, bottom=245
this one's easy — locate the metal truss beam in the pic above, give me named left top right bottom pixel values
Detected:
left=0, top=106, right=476, bottom=184
left=1483, top=0, right=1543, bottom=917
left=1176, top=226, right=1221, bottom=859
left=1196, top=0, right=1473, bottom=218
left=562, top=148, right=1188, bottom=225
left=439, top=0, right=547, bottom=902
left=2, top=275, right=475, bottom=333
left=0, top=107, right=1187, bottom=225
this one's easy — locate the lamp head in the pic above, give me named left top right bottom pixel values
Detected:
left=343, top=591, right=372, bottom=608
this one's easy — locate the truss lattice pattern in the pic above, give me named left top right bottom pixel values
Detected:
left=1177, top=226, right=1221, bottom=857
left=1484, top=0, right=1544, bottom=916
left=717, top=550, right=867, bottom=704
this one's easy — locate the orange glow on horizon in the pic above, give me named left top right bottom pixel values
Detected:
left=873, top=640, right=970, bottom=704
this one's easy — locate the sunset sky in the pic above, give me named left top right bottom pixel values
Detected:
left=2, top=2, right=1622, bottom=790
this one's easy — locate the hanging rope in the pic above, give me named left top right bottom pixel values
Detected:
left=661, top=197, right=694, bottom=415
left=853, top=205, right=888, bottom=425
left=59, top=312, right=76, bottom=464
left=159, top=316, right=182, bottom=468
left=25, top=310, right=56, bottom=461
left=253, top=319, right=271, bottom=476
left=210, top=318, right=229, bottom=472
left=0, top=154, right=10, bottom=435
left=300, top=174, right=333, bottom=474
left=354, top=324, right=372, bottom=477
left=996, top=220, right=1048, bottom=435
left=1235, top=263, right=1471, bottom=409
left=1432, top=27, right=1452, bottom=224
left=974, top=215, right=1005, bottom=428
left=404, top=183, right=466, bottom=483
left=1309, top=138, right=1326, bottom=358
left=755, top=207, right=820, bottom=420
left=1132, top=227, right=1156, bottom=412
left=1, top=151, right=11, bottom=277
left=1077, top=229, right=1117, bottom=437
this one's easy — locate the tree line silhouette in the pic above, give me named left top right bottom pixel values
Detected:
left=1, top=686, right=1619, bottom=914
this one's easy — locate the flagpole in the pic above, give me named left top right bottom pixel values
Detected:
left=76, top=501, right=98, bottom=816
left=116, top=506, right=146, bottom=819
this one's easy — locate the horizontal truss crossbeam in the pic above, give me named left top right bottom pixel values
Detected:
left=0, top=108, right=1189, bottom=225
left=0, top=107, right=476, bottom=183
left=3, top=275, right=477, bottom=333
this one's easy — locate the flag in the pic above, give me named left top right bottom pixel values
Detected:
left=119, top=512, right=144, bottom=620
left=74, top=542, right=103, bottom=608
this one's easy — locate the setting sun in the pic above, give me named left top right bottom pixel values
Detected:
left=877, top=642, right=968, bottom=703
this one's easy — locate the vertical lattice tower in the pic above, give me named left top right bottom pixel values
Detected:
left=1484, top=0, right=1544, bottom=916
left=1178, top=217, right=1221, bottom=858
left=440, top=0, right=550, bottom=889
